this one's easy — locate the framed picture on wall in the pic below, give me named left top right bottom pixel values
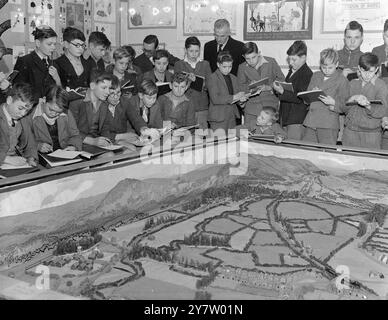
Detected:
left=183, top=0, right=237, bottom=36
left=94, top=0, right=116, bottom=23
left=66, top=2, right=84, bottom=32
left=128, top=0, right=176, bottom=29
left=243, top=0, right=314, bottom=41
left=322, top=0, right=387, bottom=34
left=130, top=43, right=166, bottom=57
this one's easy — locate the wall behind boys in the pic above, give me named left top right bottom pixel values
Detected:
left=0, top=0, right=119, bottom=73
left=120, top=0, right=385, bottom=72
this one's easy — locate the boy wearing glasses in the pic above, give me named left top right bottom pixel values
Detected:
left=342, top=53, right=388, bottom=150
left=56, top=27, right=92, bottom=98
left=0, top=83, right=38, bottom=168
left=32, top=85, right=82, bottom=154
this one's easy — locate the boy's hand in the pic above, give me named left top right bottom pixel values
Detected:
left=233, top=92, right=247, bottom=103
left=48, top=66, right=61, bottom=85
left=0, top=79, right=10, bottom=91
left=96, top=137, right=112, bottom=147
left=188, top=73, right=196, bottom=83
left=382, top=117, right=388, bottom=129
left=319, top=95, right=335, bottom=106
left=273, top=81, right=284, bottom=94
left=27, top=157, right=37, bottom=167
left=38, top=143, right=53, bottom=154
left=357, top=95, right=370, bottom=107
left=64, top=146, right=77, bottom=151
left=342, top=68, right=354, bottom=78
left=274, top=135, right=285, bottom=144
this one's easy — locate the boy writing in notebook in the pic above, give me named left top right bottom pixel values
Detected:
left=303, top=49, right=350, bottom=145
left=69, top=71, right=114, bottom=148
left=32, top=85, right=82, bottom=153
left=0, top=83, right=37, bottom=167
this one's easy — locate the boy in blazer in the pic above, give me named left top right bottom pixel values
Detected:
left=207, top=51, right=248, bottom=132
left=303, top=49, right=350, bottom=145
left=273, top=41, right=313, bottom=140
left=14, top=26, right=61, bottom=104
left=372, top=19, right=388, bottom=85
left=56, top=27, right=92, bottom=96
left=32, top=85, right=82, bottom=153
left=68, top=71, right=114, bottom=148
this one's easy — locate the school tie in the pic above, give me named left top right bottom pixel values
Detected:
left=286, top=68, right=293, bottom=80
left=218, top=44, right=223, bottom=53
left=43, top=57, right=49, bottom=69
left=142, top=106, right=149, bottom=123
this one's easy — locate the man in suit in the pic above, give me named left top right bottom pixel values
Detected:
left=204, top=19, right=245, bottom=76
left=133, top=35, right=180, bottom=74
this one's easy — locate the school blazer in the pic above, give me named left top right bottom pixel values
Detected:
left=68, top=97, right=112, bottom=140
left=0, top=107, right=37, bottom=164
left=56, top=55, right=91, bottom=90
left=32, top=108, right=83, bottom=151
left=207, top=70, right=241, bottom=122
left=371, top=45, right=387, bottom=65
left=279, top=63, right=313, bottom=127
left=13, top=51, right=58, bottom=103
left=204, top=37, right=245, bottom=76
left=303, top=70, right=350, bottom=130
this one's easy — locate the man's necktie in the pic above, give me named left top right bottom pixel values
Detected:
left=43, top=57, right=49, bottom=68
left=218, top=44, right=223, bottom=53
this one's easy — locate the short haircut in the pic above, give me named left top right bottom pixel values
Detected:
left=113, top=47, right=131, bottom=61
left=122, top=45, right=136, bottom=61
left=172, top=72, right=189, bottom=85
left=287, top=40, right=307, bottom=57
left=320, top=48, right=339, bottom=65
left=344, top=21, right=364, bottom=36
left=44, top=85, right=69, bottom=110
left=89, top=31, right=111, bottom=49
left=384, top=19, right=388, bottom=33
left=139, top=79, right=158, bottom=96
left=32, top=25, right=57, bottom=41
left=242, top=42, right=259, bottom=56
left=109, top=74, right=120, bottom=90
left=7, top=83, right=34, bottom=105
left=214, top=19, right=230, bottom=30
left=185, top=37, right=201, bottom=49
left=262, top=106, right=279, bottom=122
left=217, top=51, right=233, bottom=64
left=90, top=70, right=115, bottom=84
left=153, top=49, right=169, bottom=62
left=63, top=27, right=85, bottom=43
left=359, top=53, right=379, bottom=71
left=143, top=35, right=159, bottom=49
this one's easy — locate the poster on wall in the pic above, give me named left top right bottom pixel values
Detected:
left=10, top=10, right=24, bottom=33
left=128, top=0, right=176, bottom=29
left=94, top=22, right=116, bottom=47
left=183, top=0, right=237, bottom=36
left=94, top=0, right=116, bottom=23
left=244, top=0, right=313, bottom=41
left=322, top=0, right=388, bottom=33
left=28, top=0, right=55, bottom=15
left=66, top=2, right=84, bottom=32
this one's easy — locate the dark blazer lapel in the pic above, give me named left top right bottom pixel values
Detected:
left=216, top=70, right=229, bottom=94
left=85, top=102, right=94, bottom=131
left=63, top=55, right=79, bottom=79
left=99, top=103, right=108, bottom=132
left=57, top=115, right=68, bottom=146
left=31, top=51, right=49, bottom=74
left=289, top=63, right=306, bottom=82
left=0, top=107, right=10, bottom=146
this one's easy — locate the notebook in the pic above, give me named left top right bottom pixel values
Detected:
left=156, top=82, right=171, bottom=96
left=182, top=72, right=205, bottom=92
left=248, top=78, right=269, bottom=91
left=297, top=89, right=326, bottom=104
left=345, top=100, right=383, bottom=106
left=274, top=81, right=294, bottom=93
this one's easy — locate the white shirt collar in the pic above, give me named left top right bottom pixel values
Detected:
left=184, top=56, right=202, bottom=69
